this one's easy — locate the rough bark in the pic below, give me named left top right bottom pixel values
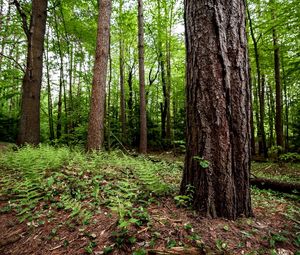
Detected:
left=138, top=0, right=147, bottom=154
left=15, top=0, right=48, bottom=145
left=181, top=0, right=253, bottom=219
left=86, top=0, right=111, bottom=151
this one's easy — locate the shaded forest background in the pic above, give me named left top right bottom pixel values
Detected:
left=0, top=0, right=299, bottom=155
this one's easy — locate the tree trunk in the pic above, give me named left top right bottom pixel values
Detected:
left=157, top=0, right=167, bottom=141
left=249, top=68, right=256, bottom=156
left=282, top=54, right=289, bottom=150
left=181, top=0, right=253, bottom=219
left=57, top=72, right=63, bottom=139
left=260, top=74, right=267, bottom=157
left=164, top=0, right=174, bottom=143
left=54, top=12, right=65, bottom=141
left=247, top=8, right=267, bottom=157
left=86, top=0, right=111, bottom=151
left=16, top=0, right=48, bottom=145
left=45, top=31, right=54, bottom=141
left=138, top=0, right=147, bottom=154
left=128, top=64, right=134, bottom=145
left=107, top=36, right=112, bottom=151
left=271, top=3, right=283, bottom=149
left=267, top=84, right=275, bottom=148
left=119, top=0, right=126, bottom=143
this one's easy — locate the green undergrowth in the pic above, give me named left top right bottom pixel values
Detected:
left=0, top=145, right=299, bottom=253
left=251, top=161, right=300, bottom=183
left=0, top=145, right=181, bottom=224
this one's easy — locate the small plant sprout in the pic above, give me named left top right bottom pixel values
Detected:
left=193, top=156, right=210, bottom=169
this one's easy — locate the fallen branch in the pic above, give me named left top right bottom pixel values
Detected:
left=0, top=229, right=23, bottom=247
left=147, top=247, right=203, bottom=255
left=250, top=177, right=300, bottom=194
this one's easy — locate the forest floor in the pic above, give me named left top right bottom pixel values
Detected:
left=0, top=145, right=299, bottom=255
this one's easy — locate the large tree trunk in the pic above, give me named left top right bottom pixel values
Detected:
left=181, top=0, right=253, bottom=219
left=86, top=0, right=111, bottom=151
left=15, top=0, right=48, bottom=145
left=138, top=0, right=147, bottom=154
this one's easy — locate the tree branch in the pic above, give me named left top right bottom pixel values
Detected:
left=12, top=0, right=30, bottom=39
left=0, top=52, right=25, bottom=73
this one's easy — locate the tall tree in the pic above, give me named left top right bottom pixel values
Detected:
left=247, top=7, right=267, bottom=157
left=86, top=0, right=112, bottom=151
left=138, top=0, right=147, bottom=153
left=181, top=0, right=252, bottom=219
left=271, top=0, right=283, bottom=149
left=14, top=0, right=48, bottom=145
left=119, top=0, right=126, bottom=143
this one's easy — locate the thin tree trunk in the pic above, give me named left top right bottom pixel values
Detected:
left=138, top=0, right=147, bottom=153
left=271, top=2, right=283, bottom=149
left=68, top=44, right=73, bottom=133
left=267, top=84, right=275, bottom=148
left=0, top=0, right=6, bottom=71
left=86, top=0, right=111, bottom=151
left=54, top=13, right=65, bottom=140
left=107, top=36, right=112, bottom=151
left=260, top=74, right=267, bottom=157
left=181, top=0, right=253, bottom=219
left=157, top=0, right=167, bottom=140
left=282, top=54, right=289, bottom=150
left=45, top=31, right=54, bottom=141
left=128, top=64, right=134, bottom=144
left=57, top=73, right=63, bottom=139
left=15, top=0, right=48, bottom=145
left=247, top=7, right=267, bottom=157
left=119, top=0, right=126, bottom=143
left=164, top=0, right=173, bottom=143
left=249, top=68, right=256, bottom=156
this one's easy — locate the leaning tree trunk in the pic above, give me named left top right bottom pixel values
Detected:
left=86, top=0, right=111, bottom=151
left=15, top=0, right=48, bottom=145
left=181, top=0, right=253, bottom=219
left=138, top=0, right=147, bottom=154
